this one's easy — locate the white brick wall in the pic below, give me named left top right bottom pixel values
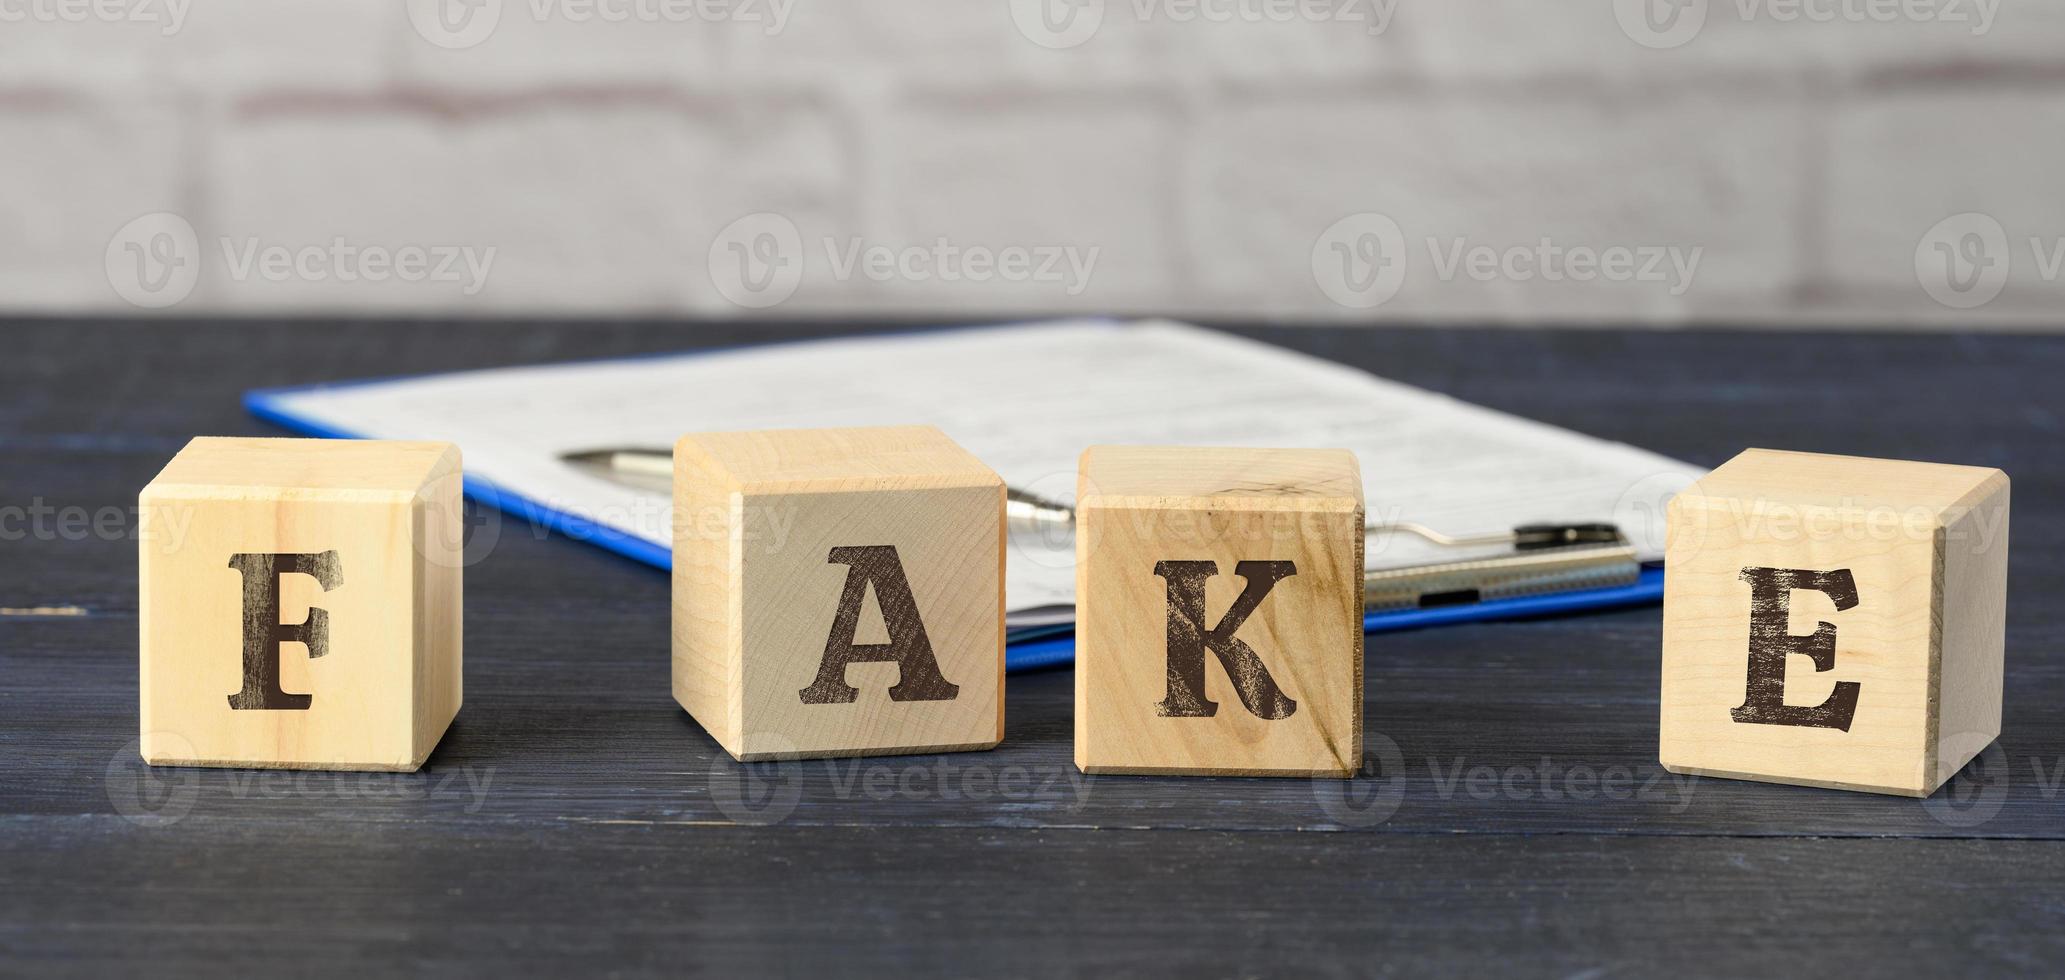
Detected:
left=4, top=0, right=2060, bottom=325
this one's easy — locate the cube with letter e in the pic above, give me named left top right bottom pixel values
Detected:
left=1660, top=448, right=2009, bottom=797
left=138, top=437, right=465, bottom=772
left=1074, top=445, right=1365, bottom=778
left=673, top=426, right=1005, bottom=761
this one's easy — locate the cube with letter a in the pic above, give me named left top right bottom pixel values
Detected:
left=138, top=437, right=464, bottom=771
left=1661, top=448, right=2010, bottom=797
left=1074, top=445, right=1365, bottom=778
left=673, top=426, right=1005, bottom=761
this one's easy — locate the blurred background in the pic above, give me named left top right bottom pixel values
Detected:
left=3, top=0, right=2054, bottom=326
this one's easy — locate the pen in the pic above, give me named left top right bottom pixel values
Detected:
left=563, top=447, right=1077, bottom=534
left=564, top=447, right=1642, bottom=611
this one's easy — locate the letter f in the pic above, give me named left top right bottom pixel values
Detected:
left=226, top=551, right=342, bottom=711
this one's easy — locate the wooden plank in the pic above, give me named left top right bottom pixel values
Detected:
left=3, top=821, right=2063, bottom=975
left=3, top=319, right=2065, bottom=974
left=6, top=598, right=2064, bottom=838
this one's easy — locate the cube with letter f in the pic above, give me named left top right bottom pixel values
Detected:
left=1074, top=446, right=1365, bottom=777
left=673, top=426, right=1005, bottom=761
left=1660, top=449, right=2010, bottom=797
left=139, top=437, right=465, bottom=772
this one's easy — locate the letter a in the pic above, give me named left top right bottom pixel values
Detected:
left=799, top=545, right=959, bottom=705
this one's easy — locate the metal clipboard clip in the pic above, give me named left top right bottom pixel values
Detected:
left=565, top=449, right=1640, bottom=613
left=1361, top=522, right=1640, bottom=612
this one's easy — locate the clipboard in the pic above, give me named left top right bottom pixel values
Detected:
left=242, top=320, right=1690, bottom=672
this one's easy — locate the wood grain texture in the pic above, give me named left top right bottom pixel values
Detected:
left=1075, top=446, right=1363, bottom=777
left=137, top=437, right=462, bottom=771
left=1936, top=475, right=2010, bottom=788
left=6, top=821, right=2064, bottom=976
left=672, top=426, right=1004, bottom=761
left=5, top=318, right=2063, bottom=975
left=1661, top=448, right=2009, bottom=796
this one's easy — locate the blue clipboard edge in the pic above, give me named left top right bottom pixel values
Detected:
left=243, top=320, right=1112, bottom=573
left=241, top=325, right=1665, bottom=674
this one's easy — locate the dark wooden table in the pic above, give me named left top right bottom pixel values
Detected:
left=4, top=319, right=2061, bottom=976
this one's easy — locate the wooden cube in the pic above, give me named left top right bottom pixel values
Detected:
left=1075, top=446, right=1364, bottom=777
left=673, top=426, right=1004, bottom=761
left=1661, top=448, right=2010, bottom=797
left=138, top=437, right=464, bottom=771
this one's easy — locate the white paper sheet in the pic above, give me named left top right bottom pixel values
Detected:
left=261, top=319, right=1704, bottom=612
